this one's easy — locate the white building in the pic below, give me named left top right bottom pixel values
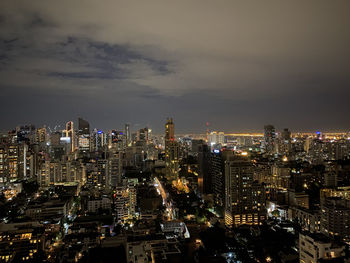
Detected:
left=114, top=181, right=136, bottom=222
left=208, top=131, right=225, bottom=146
left=299, top=232, right=345, bottom=263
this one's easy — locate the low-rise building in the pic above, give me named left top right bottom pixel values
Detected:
left=87, top=197, right=111, bottom=213
left=290, top=207, right=321, bottom=233
left=288, top=189, right=309, bottom=209
left=126, top=237, right=181, bottom=263
left=299, top=232, right=345, bottom=263
left=25, top=199, right=71, bottom=220
left=0, top=222, right=45, bottom=262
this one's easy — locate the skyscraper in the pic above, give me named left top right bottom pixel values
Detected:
left=281, top=128, right=291, bottom=141
left=108, top=151, right=123, bottom=187
left=224, top=156, right=266, bottom=227
left=165, top=118, right=174, bottom=141
left=264, top=124, right=276, bottom=153
left=78, top=118, right=90, bottom=136
left=208, top=131, right=225, bottom=147
left=321, top=197, right=350, bottom=243
left=136, top=127, right=149, bottom=143
left=197, top=142, right=210, bottom=195
left=125, top=123, right=131, bottom=146
left=165, top=118, right=179, bottom=181
left=277, top=128, right=291, bottom=155
left=77, top=118, right=90, bottom=152
left=65, top=121, right=75, bottom=152
left=90, top=129, right=105, bottom=152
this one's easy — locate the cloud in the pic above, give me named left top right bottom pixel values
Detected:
left=0, top=1, right=350, bottom=132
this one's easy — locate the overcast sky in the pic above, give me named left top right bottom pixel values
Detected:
left=1, top=1, right=350, bottom=133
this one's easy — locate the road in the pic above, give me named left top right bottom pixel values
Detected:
left=154, top=177, right=175, bottom=220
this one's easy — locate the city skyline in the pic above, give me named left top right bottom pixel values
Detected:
left=1, top=1, right=350, bottom=132
left=1, top=118, right=350, bottom=135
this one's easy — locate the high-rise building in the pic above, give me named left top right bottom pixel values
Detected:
left=97, top=159, right=107, bottom=187
left=113, top=180, right=136, bottom=222
left=90, top=129, right=105, bottom=152
left=165, top=118, right=174, bottom=141
left=136, top=127, right=149, bottom=143
left=16, top=125, right=36, bottom=144
left=77, top=118, right=90, bottom=152
left=78, top=118, right=90, bottom=136
left=108, top=130, right=125, bottom=150
left=277, top=128, right=291, bottom=155
left=165, top=118, right=179, bottom=181
left=191, top=139, right=204, bottom=155
left=50, top=131, right=61, bottom=147
left=78, top=135, right=90, bottom=152
left=224, top=156, right=266, bottom=227
left=65, top=121, right=75, bottom=152
left=0, top=143, right=29, bottom=183
left=197, top=141, right=226, bottom=202
left=208, top=131, right=225, bottom=147
left=211, top=152, right=225, bottom=209
left=197, top=142, right=210, bottom=195
left=281, top=128, right=291, bottom=141
left=0, top=222, right=45, bottom=262
left=108, top=151, right=123, bottom=187
left=321, top=197, right=350, bottom=242
left=264, top=125, right=276, bottom=153
left=0, top=144, right=9, bottom=186
left=39, top=159, right=86, bottom=186
left=125, top=124, right=131, bottom=146
left=36, top=126, right=47, bottom=144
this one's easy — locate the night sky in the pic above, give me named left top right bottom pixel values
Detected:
left=1, top=1, right=350, bottom=133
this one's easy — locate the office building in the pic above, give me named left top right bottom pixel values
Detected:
left=321, top=197, right=350, bottom=242
left=211, top=152, right=225, bottom=209
left=224, top=156, right=266, bottom=227
left=164, top=118, right=179, bottom=181
left=114, top=183, right=136, bottom=222
left=264, top=125, right=276, bottom=153
left=197, top=142, right=210, bottom=195
left=78, top=118, right=90, bottom=136
left=125, top=124, right=131, bottom=146
left=90, top=129, right=106, bottom=152
left=77, top=118, right=90, bottom=152
left=208, top=131, right=225, bottom=147
left=136, top=127, right=149, bottom=143
left=108, top=151, right=123, bottom=187
left=65, top=121, right=76, bottom=152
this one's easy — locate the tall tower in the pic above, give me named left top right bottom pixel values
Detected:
left=224, top=156, right=266, bottom=227
left=137, top=127, right=149, bottom=143
left=264, top=124, right=276, bottom=154
left=165, top=118, right=175, bottom=141
left=280, top=128, right=291, bottom=155
left=205, top=122, right=210, bottom=143
left=65, top=121, right=76, bottom=152
left=125, top=124, right=131, bottom=146
left=78, top=117, right=90, bottom=135
left=165, top=118, right=179, bottom=181
left=78, top=118, right=90, bottom=152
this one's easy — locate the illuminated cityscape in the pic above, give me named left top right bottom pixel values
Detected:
left=1, top=1, right=350, bottom=263
left=1, top=120, right=350, bottom=262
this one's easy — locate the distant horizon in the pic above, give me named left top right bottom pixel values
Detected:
left=1, top=120, right=349, bottom=136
